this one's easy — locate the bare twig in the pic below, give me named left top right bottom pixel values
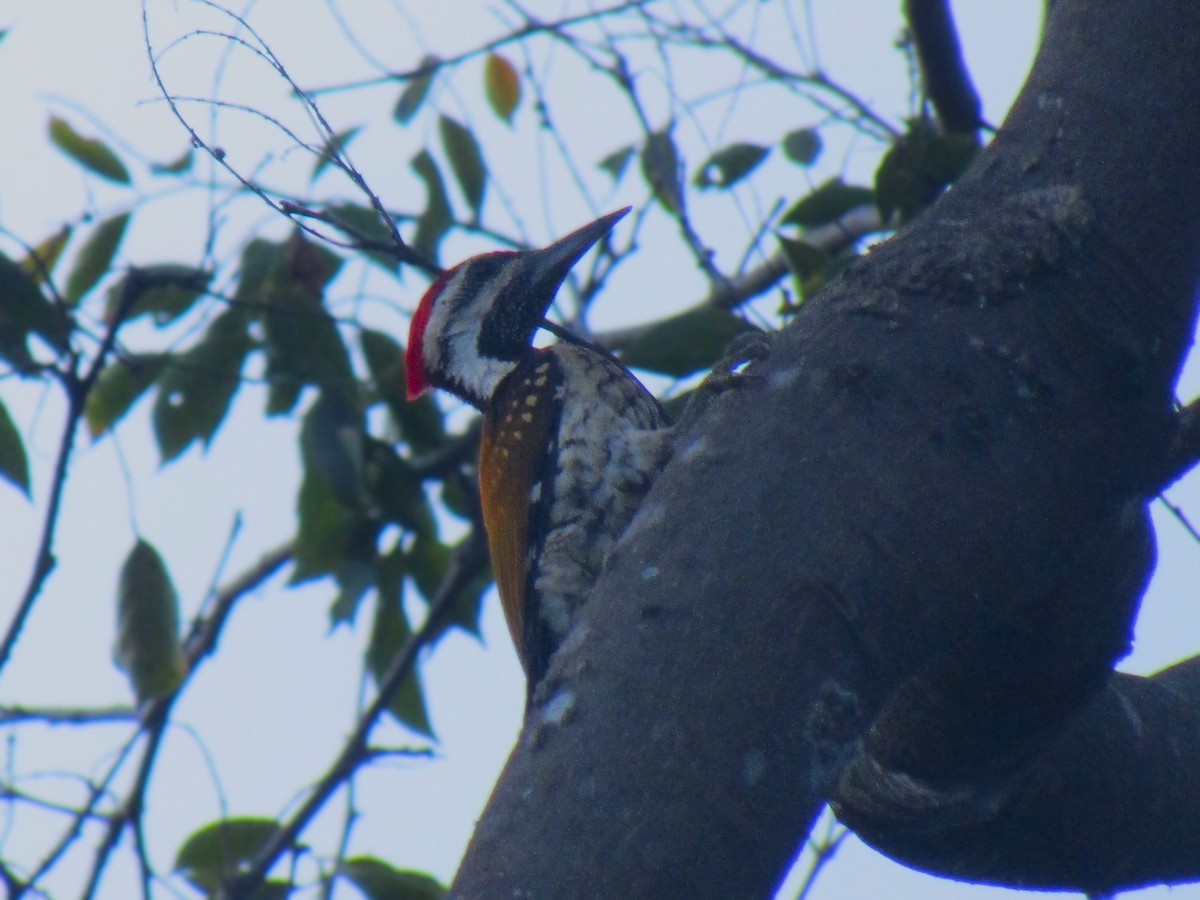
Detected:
left=142, top=0, right=431, bottom=275
left=596, top=204, right=884, bottom=350
left=183, top=543, right=293, bottom=662
left=81, top=704, right=172, bottom=900
left=1159, top=495, right=1200, bottom=545
left=0, top=267, right=149, bottom=680
left=0, top=706, right=137, bottom=726
left=302, top=1, right=655, bottom=97
left=15, top=544, right=292, bottom=898
left=656, top=15, right=899, bottom=140
left=0, top=785, right=113, bottom=822
left=18, top=736, right=142, bottom=896
left=1157, top=397, right=1200, bottom=492
left=794, top=814, right=850, bottom=900
left=229, top=527, right=490, bottom=896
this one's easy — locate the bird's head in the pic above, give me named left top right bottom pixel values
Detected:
left=405, top=207, right=630, bottom=408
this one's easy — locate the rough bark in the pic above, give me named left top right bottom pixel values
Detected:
left=451, top=0, right=1200, bottom=896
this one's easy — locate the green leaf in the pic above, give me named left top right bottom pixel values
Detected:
left=330, top=555, right=376, bottom=627
left=21, top=225, right=72, bottom=284
left=641, top=127, right=683, bottom=215
left=113, top=539, right=186, bottom=704
left=48, top=117, right=131, bottom=184
left=366, top=438, right=435, bottom=536
left=782, top=128, right=823, bottom=166
left=65, top=212, right=129, bottom=305
left=261, top=232, right=351, bottom=415
left=394, top=55, right=439, bottom=124
left=361, top=328, right=407, bottom=418
left=776, top=235, right=836, bottom=309
left=152, top=309, right=253, bottom=462
left=780, top=178, right=874, bottom=229
left=312, top=125, right=362, bottom=182
left=367, top=591, right=434, bottom=737
left=442, top=559, right=490, bottom=640
left=360, top=329, right=445, bottom=452
left=174, top=817, right=281, bottom=893
left=104, top=265, right=210, bottom=327
left=327, top=202, right=400, bottom=273
left=376, top=539, right=407, bottom=605
left=407, top=536, right=450, bottom=604
left=0, top=400, right=30, bottom=498
left=875, top=120, right=979, bottom=224
left=439, top=476, right=472, bottom=521
left=0, top=251, right=70, bottom=372
left=484, top=53, right=521, bottom=124
left=693, top=143, right=769, bottom=190
left=292, top=467, right=354, bottom=584
left=410, top=150, right=453, bottom=264
left=597, top=146, right=635, bottom=182
left=232, top=238, right=282, bottom=305
left=776, top=235, right=831, bottom=281
left=300, top=391, right=365, bottom=508
left=438, top=115, right=487, bottom=217
left=621, top=307, right=759, bottom=378
left=408, top=535, right=488, bottom=639
left=86, top=353, right=169, bottom=437
left=341, top=857, right=447, bottom=900
left=151, top=148, right=194, bottom=175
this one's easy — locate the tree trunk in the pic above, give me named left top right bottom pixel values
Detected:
left=451, top=0, right=1200, bottom=895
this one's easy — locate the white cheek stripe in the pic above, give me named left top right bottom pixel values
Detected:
left=423, top=266, right=470, bottom=372
left=421, top=256, right=530, bottom=404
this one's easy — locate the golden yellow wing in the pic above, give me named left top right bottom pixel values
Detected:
left=478, top=353, right=561, bottom=679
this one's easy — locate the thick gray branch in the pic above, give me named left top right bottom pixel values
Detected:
left=452, top=0, right=1200, bottom=896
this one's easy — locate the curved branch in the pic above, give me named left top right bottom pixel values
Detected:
left=0, top=267, right=147, bottom=681
left=451, top=0, right=1200, bottom=895
left=229, top=526, right=490, bottom=896
left=596, top=205, right=883, bottom=351
left=904, top=0, right=984, bottom=135
left=15, top=543, right=292, bottom=898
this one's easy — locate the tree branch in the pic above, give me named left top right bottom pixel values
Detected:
left=14, top=543, right=292, bottom=898
left=596, top=205, right=883, bottom=351
left=904, top=0, right=985, bottom=135
left=0, top=267, right=147, bottom=681
left=229, top=526, right=490, bottom=896
left=451, top=0, right=1200, bottom=895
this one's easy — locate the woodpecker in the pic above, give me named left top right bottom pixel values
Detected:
left=405, top=208, right=673, bottom=704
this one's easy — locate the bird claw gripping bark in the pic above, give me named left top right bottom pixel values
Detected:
left=673, top=329, right=773, bottom=434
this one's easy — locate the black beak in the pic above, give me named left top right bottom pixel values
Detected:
left=523, top=206, right=631, bottom=304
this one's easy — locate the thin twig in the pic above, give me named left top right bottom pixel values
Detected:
left=18, top=736, right=141, bottom=897
left=302, top=1, right=655, bottom=97
left=142, top=0, right=430, bottom=275
left=0, top=706, right=137, bottom=726
left=0, top=267, right=148, bottom=681
left=81, top=704, right=172, bottom=900
left=15, top=544, right=292, bottom=898
left=229, top=527, right=490, bottom=896
left=1159, top=495, right=1200, bottom=545
left=595, top=204, right=883, bottom=350
left=794, top=813, right=849, bottom=900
